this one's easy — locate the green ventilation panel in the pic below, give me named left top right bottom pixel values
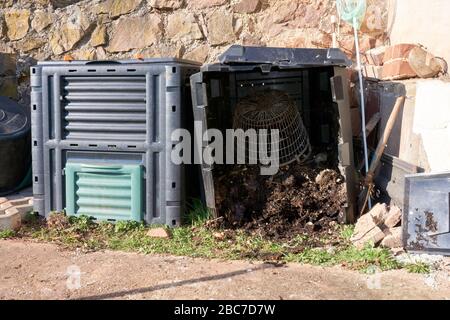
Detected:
left=65, top=163, right=143, bottom=222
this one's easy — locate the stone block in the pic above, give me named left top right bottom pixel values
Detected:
left=384, top=206, right=402, bottom=228
left=381, top=227, right=403, bottom=248
left=147, top=227, right=172, bottom=239
left=107, top=14, right=163, bottom=52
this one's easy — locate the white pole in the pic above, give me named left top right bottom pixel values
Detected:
left=353, top=17, right=372, bottom=210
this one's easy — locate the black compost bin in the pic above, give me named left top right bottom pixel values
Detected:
left=0, top=96, right=31, bottom=194
left=190, top=45, right=357, bottom=223
left=30, top=58, right=200, bottom=225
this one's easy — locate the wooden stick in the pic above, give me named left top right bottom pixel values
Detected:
left=368, top=96, right=406, bottom=179
left=361, top=112, right=381, bottom=138
left=360, top=96, right=406, bottom=214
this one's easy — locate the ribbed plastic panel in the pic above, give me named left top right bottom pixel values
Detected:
left=31, top=59, right=200, bottom=225
left=65, top=163, right=143, bottom=222
left=63, top=76, right=147, bottom=141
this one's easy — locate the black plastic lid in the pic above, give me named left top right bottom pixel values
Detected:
left=218, top=45, right=351, bottom=68
left=36, top=57, right=201, bottom=67
left=0, top=97, right=30, bottom=138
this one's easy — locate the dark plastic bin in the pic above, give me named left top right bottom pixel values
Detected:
left=190, top=45, right=357, bottom=223
left=31, top=58, right=200, bottom=226
left=0, top=97, right=31, bottom=195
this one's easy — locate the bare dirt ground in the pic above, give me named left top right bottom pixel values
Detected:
left=1, top=240, right=449, bottom=300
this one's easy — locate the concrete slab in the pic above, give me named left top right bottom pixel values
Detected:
left=0, top=209, right=21, bottom=231
left=0, top=190, right=34, bottom=231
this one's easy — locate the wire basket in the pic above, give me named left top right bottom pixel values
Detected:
left=233, top=90, right=312, bottom=167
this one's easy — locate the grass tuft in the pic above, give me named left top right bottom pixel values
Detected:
left=0, top=229, right=16, bottom=239
left=183, top=199, right=212, bottom=226
left=14, top=213, right=429, bottom=274
left=404, top=262, right=431, bottom=274
left=340, top=225, right=355, bottom=240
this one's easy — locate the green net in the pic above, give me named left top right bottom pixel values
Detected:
left=336, top=0, right=367, bottom=29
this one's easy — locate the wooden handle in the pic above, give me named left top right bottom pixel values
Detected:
left=367, top=95, right=406, bottom=180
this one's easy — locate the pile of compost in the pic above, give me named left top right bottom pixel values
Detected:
left=213, top=163, right=347, bottom=241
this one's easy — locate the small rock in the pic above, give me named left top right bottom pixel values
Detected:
left=107, top=15, right=163, bottom=52
left=140, top=43, right=184, bottom=59
left=90, top=24, right=107, bottom=47
left=4, top=9, right=30, bottom=41
left=72, top=48, right=97, bottom=60
left=213, top=232, right=225, bottom=241
left=352, top=213, right=374, bottom=239
left=261, top=1, right=298, bottom=25
left=49, top=8, right=92, bottom=54
left=147, top=227, right=172, bottom=239
left=167, top=12, right=203, bottom=42
left=183, top=44, right=209, bottom=63
left=315, top=169, right=333, bottom=184
left=384, top=205, right=402, bottom=228
left=31, top=10, right=53, bottom=32
left=149, top=0, right=184, bottom=9
left=381, top=227, right=403, bottom=249
left=233, top=0, right=261, bottom=14
left=351, top=205, right=389, bottom=249
left=352, top=225, right=385, bottom=249
left=96, top=46, right=108, bottom=60
left=305, top=222, right=315, bottom=232
left=326, top=246, right=336, bottom=254
left=207, top=10, right=235, bottom=46
left=96, top=0, right=141, bottom=18
left=241, top=32, right=264, bottom=46
left=16, top=37, right=45, bottom=53
left=371, top=203, right=389, bottom=225
left=390, top=247, right=405, bottom=256
left=189, top=0, right=228, bottom=9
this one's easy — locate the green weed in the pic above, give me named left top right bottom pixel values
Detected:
left=0, top=229, right=16, bottom=239
left=184, top=199, right=212, bottom=226
left=15, top=213, right=416, bottom=273
left=404, top=262, right=431, bottom=274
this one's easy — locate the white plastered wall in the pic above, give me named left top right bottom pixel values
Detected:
left=388, top=0, right=450, bottom=65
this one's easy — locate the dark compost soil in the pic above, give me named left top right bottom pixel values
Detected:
left=213, top=163, right=348, bottom=241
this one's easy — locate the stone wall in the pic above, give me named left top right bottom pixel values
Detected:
left=0, top=0, right=388, bottom=106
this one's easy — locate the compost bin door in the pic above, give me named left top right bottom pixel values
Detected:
left=403, top=172, right=450, bottom=256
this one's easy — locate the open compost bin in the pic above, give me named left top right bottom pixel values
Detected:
left=190, top=46, right=357, bottom=239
